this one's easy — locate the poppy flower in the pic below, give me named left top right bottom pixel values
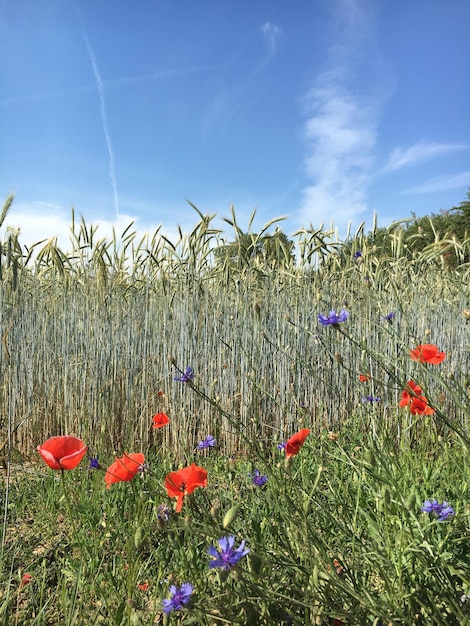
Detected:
left=19, top=574, right=32, bottom=588
left=409, top=396, right=435, bottom=416
left=409, top=343, right=445, bottom=365
left=399, top=380, right=423, bottom=407
left=359, top=374, right=370, bottom=382
left=285, top=428, right=311, bottom=458
left=152, top=412, right=170, bottom=428
left=399, top=381, right=434, bottom=415
left=165, top=463, right=208, bottom=513
left=37, top=436, right=87, bottom=471
left=104, top=452, right=145, bottom=488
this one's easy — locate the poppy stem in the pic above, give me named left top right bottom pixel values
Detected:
left=60, top=469, right=79, bottom=540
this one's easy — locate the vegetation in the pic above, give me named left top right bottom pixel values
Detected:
left=342, top=191, right=470, bottom=268
left=0, top=194, right=469, bottom=624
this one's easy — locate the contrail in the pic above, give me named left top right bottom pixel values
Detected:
left=82, top=32, right=120, bottom=219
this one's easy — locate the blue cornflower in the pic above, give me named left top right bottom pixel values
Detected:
left=174, top=366, right=195, bottom=383
left=421, top=499, right=454, bottom=521
left=196, top=435, right=216, bottom=450
left=162, top=583, right=194, bottom=614
left=208, top=536, right=250, bottom=571
left=353, top=250, right=362, bottom=258
left=157, top=503, right=171, bottom=524
left=381, top=312, right=395, bottom=322
left=89, top=456, right=100, bottom=470
left=362, top=396, right=381, bottom=403
left=250, top=469, right=268, bottom=487
left=277, top=442, right=286, bottom=451
left=318, top=309, right=349, bottom=326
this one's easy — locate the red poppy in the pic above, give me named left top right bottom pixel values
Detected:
left=19, top=573, right=32, bottom=588
left=399, top=380, right=423, bottom=407
left=37, top=436, right=87, bottom=471
left=359, top=374, right=370, bottom=382
left=104, top=452, right=145, bottom=488
left=399, top=381, right=434, bottom=415
left=409, top=396, right=435, bottom=416
left=165, top=463, right=208, bottom=513
left=409, top=343, right=445, bottom=365
left=152, top=412, right=170, bottom=428
left=138, top=582, right=149, bottom=591
left=285, top=428, right=311, bottom=458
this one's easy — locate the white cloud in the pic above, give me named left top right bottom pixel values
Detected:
left=384, top=141, right=470, bottom=172
left=299, top=1, right=389, bottom=234
left=401, top=171, right=470, bottom=195
left=301, top=86, right=377, bottom=230
left=261, top=21, right=281, bottom=53
left=1, top=202, right=139, bottom=251
left=0, top=197, right=245, bottom=256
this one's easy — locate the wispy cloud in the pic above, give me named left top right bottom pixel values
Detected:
left=261, top=21, right=281, bottom=53
left=299, top=0, right=390, bottom=233
left=401, top=171, right=470, bottom=195
left=81, top=32, right=120, bottom=220
left=200, top=22, right=281, bottom=138
left=0, top=64, right=218, bottom=108
left=384, top=141, right=470, bottom=172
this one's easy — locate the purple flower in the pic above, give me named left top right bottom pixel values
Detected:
left=157, top=503, right=171, bottom=524
left=162, top=583, right=193, bottom=614
left=353, top=250, right=362, bottom=258
left=196, top=435, right=216, bottom=450
left=89, top=456, right=100, bottom=470
left=381, top=312, right=395, bottom=322
left=277, top=442, right=286, bottom=451
left=362, top=396, right=381, bottom=403
left=208, top=536, right=250, bottom=570
left=421, top=499, right=454, bottom=521
left=250, top=469, right=268, bottom=487
left=318, top=309, right=349, bottom=327
left=174, top=366, right=195, bottom=383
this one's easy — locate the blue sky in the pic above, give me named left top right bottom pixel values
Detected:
left=1, top=0, right=469, bottom=249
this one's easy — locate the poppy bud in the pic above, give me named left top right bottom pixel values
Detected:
left=134, top=526, right=145, bottom=550
left=222, top=504, right=240, bottom=529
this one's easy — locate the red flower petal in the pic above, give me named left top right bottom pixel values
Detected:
left=409, top=396, right=435, bottom=415
left=37, top=436, right=87, bottom=471
left=152, top=412, right=170, bottom=428
left=409, top=343, right=445, bottom=364
left=285, top=428, right=311, bottom=458
left=19, top=574, right=32, bottom=588
left=399, top=380, right=423, bottom=407
left=104, top=453, right=145, bottom=488
left=165, top=464, right=208, bottom=512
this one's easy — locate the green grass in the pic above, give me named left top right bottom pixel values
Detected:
left=1, top=424, right=469, bottom=625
